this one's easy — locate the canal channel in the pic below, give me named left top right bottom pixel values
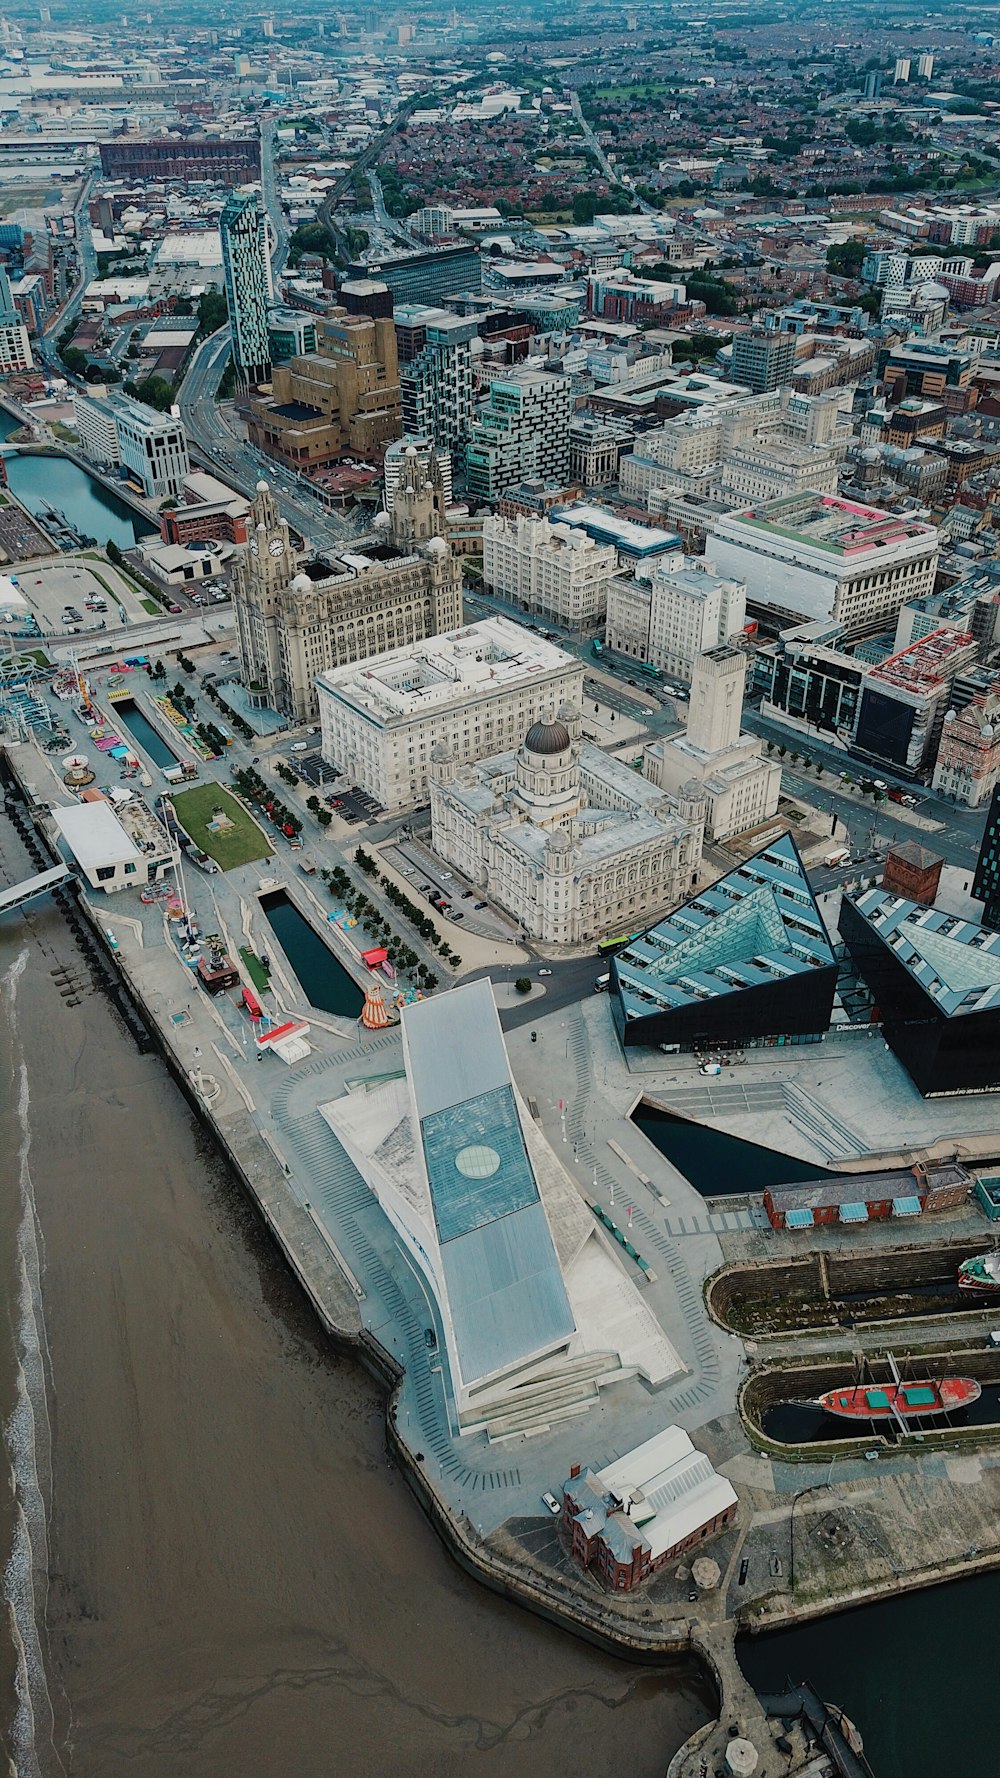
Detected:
left=2, top=447, right=156, bottom=549
left=259, top=888, right=365, bottom=1019
left=111, top=697, right=181, bottom=770
left=630, top=1100, right=836, bottom=1197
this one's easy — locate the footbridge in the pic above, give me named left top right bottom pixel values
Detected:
left=0, top=863, right=76, bottom=915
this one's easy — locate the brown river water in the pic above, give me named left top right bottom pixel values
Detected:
left=0, top=813, right=710, bottom=1778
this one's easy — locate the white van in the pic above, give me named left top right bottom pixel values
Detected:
left=594, top=972, right=610, bottom=992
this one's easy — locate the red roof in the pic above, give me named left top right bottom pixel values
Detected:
left=362, top=946, right=388, bottom=966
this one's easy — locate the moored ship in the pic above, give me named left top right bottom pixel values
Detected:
left=818, top=1377, right=981, bottom=1421
left=959, top=1251, right=1000, bottom=1292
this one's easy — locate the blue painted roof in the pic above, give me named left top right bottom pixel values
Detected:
left=614, top=832, right=836, bottom=1023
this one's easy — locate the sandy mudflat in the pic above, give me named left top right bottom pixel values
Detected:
left=0, top=845, right=709, bottom=1778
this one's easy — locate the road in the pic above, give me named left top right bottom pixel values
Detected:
left=367, top=171, right=421, bottom=251
left=177, top=329, right=359, bottom=552
left=569, top=92, right=658, bottom=218
left=260, top=118, right=289, bottom=278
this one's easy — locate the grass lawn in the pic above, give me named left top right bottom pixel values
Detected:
left=141, top=597, right=162, bottom=615
left=171, top=781, right=273, bottom=870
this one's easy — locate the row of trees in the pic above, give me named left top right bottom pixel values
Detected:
left=232, top=764, right=302, bottom=837
left=352, top=850, right=462, bottom=968
left=323, top=864, right=441, bottom=990
left=765, top=740, right=892, bottom=801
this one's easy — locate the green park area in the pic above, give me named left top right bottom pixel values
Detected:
left=170, top=782, right=273, bottom=871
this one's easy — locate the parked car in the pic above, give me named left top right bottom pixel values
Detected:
left=541, top=1491, right=560, bottom=1516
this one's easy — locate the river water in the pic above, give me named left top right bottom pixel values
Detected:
left=0, top=809, right=711, bottom=1778
left=1, top=449, right=155, bottom=550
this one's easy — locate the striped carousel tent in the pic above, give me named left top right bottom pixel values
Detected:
left=361, top=980, right=392, bottom=1030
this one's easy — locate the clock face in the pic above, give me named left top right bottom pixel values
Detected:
left=268, top=537, right=284, bottom=558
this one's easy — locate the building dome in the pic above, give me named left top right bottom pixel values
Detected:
left=524, top=716, right=571, bottom=755
left=256, top=478, right=269, bottom=494
left=291, top=572, right=312, bottom=593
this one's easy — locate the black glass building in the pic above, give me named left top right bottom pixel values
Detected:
left=839, top=888, right=1000, bottom=1096
left=611, top=833, right=839, bottom=1052
left=972, top=780, right=1000, bottom=933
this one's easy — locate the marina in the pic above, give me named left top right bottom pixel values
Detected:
left=1, top=448, right=157, bottom=550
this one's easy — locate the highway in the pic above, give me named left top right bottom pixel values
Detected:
left=367, top=171, right=421, bottom=251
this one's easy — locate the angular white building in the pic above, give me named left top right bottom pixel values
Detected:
left=110, top=395, right=190, bottom=501
left=316, top=616, right=585, bottom=811
left=321, top=979, right=683, bottom=1434
left=482, top=511, right=622, bottom=632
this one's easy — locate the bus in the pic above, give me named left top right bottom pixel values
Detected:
left=597, top=930, right=643, bottom=957
left=591, top=639, right=604, bottom=656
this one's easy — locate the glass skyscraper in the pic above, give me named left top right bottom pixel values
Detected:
left=219, top=192, right=272, bottom=387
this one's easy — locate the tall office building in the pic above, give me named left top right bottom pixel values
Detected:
left=730, top=328, right=796, bottom=396
left=863, top=70, right=883, bottom=100
left=972, top=782, right=1000, bottom=931
left=220, top=191, right=273, bottom=389
left=0, top=259, right=31, bottom=371
left=893, top=56, right=911, bottom=83
left=917, top=52, right=934, bottom=79
left=110, top=396, right=189, bottom=500
left=396, top=304, right=477, bottom=455
left=466, top=369, right=571, bottom=499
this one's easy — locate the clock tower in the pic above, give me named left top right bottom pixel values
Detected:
left=232, top=479, right=297, bottom=711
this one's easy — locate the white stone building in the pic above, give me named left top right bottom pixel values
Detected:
left=111, top=396, right=190, bottom=501
left=482, top=512, right=622, bottom=632
left=644, top=647, right=781, bottom=841
left=605, top=553, right=747, bottom=681
left=317, top=616, right=584, bottom=810
left=429, top=709, right=705, bottom=945
left=706, top=494, right=939, bottom=639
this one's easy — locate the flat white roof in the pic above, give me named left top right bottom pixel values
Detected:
left=316, top=616, right=581, bottom=726
left=52, top=800, right=140, bottom=870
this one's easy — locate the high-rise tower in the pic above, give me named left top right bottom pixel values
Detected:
left=220, top=191, right=273, bottom=389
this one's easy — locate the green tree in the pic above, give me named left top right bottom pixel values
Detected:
left=515, top=976, right=532, bottom=995
left=197, top=289, right=229, bottom=335
left=826, top=237, right=866, bottom=278
left=135, top=374, right=175, bottom=413
left=106, top=539, right=123, bottom=566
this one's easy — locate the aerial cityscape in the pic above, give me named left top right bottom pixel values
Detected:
left=5, top=1, right=1000, bottom=1774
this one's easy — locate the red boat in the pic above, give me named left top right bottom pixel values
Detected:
left=818, top=1377, right=981, bottom=1422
